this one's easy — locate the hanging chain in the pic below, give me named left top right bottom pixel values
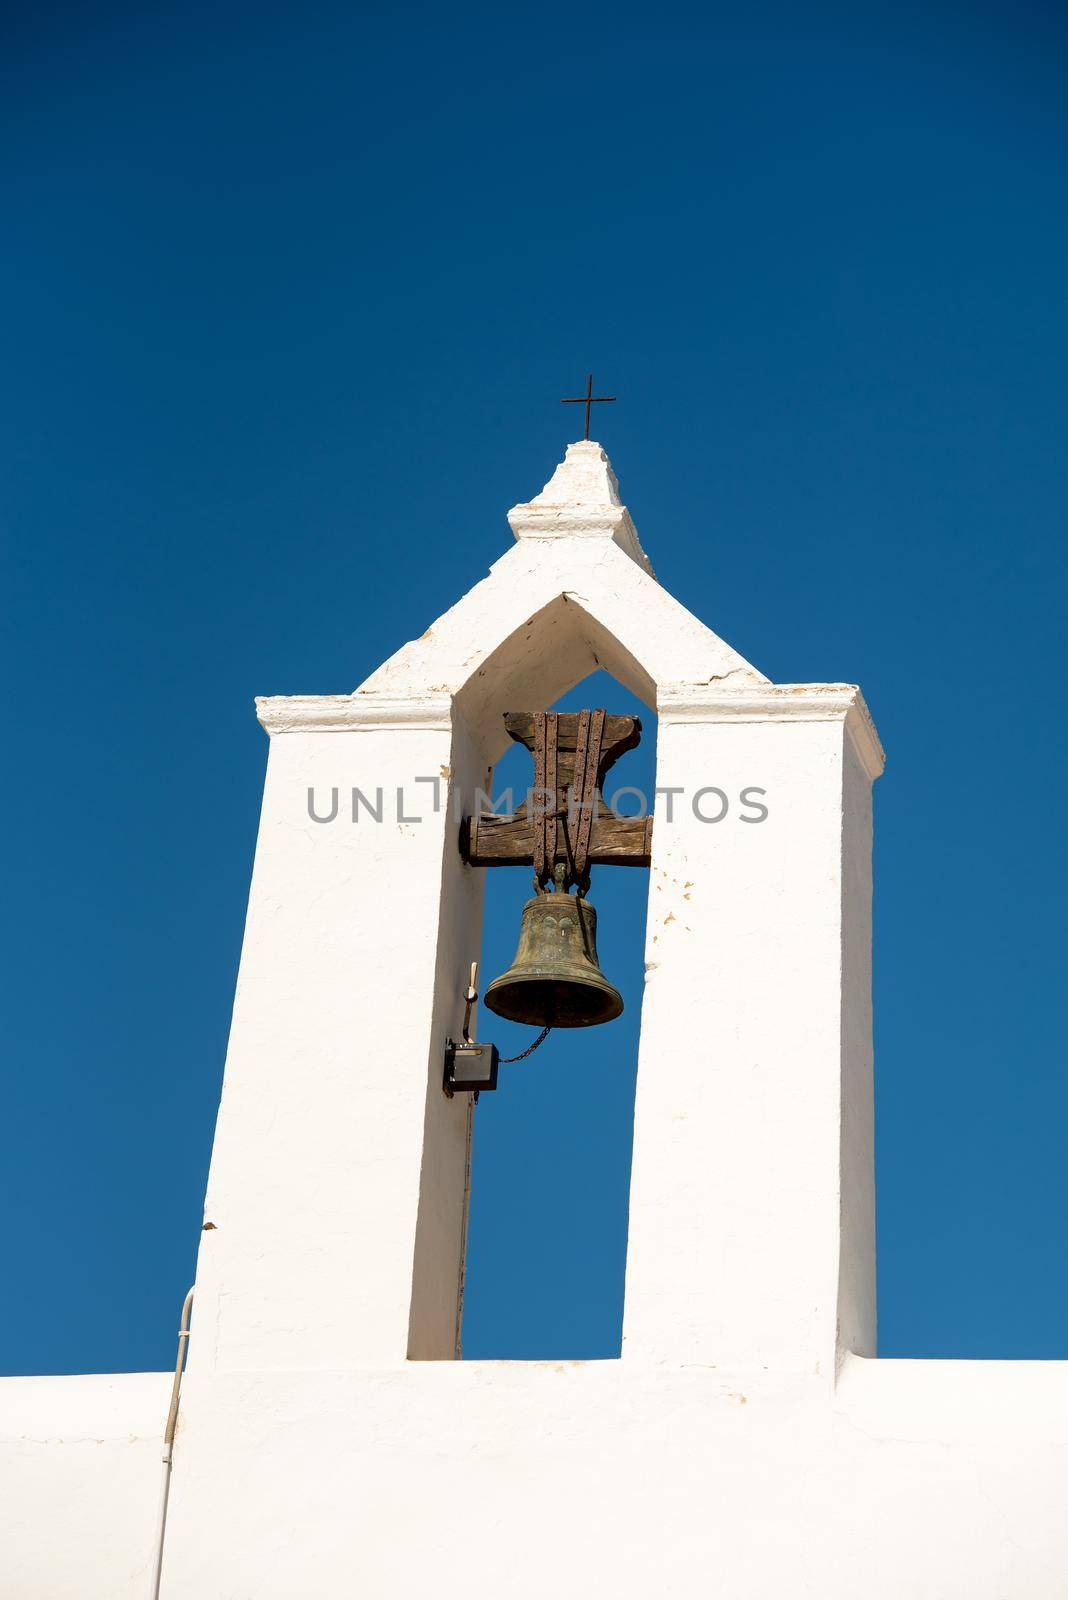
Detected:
left=499, top=1026, right=552, bottom=1064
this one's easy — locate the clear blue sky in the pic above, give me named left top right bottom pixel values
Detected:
left=2, top=0, right=1066, bottom=1373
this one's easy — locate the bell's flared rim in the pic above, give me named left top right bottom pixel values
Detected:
left=483, top=971, right=624, bottom=1030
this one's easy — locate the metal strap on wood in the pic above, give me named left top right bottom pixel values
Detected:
left=532, top=710, right=559, bottom=889
left=569, top=706, right=605, bottom=894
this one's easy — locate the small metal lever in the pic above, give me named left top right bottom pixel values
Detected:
left=461, top=960, right=478, bottom=1044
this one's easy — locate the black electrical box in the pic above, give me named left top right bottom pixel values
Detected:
left=444, top=1040, right=499, bottom=1096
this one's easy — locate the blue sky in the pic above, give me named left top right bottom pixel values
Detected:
left=2, top=0, right=1066, bottom=1372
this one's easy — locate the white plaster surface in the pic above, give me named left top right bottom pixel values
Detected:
left=4, top=1361, right=1068, bottom=1598
left=0, top=1372, right=171, bottom=1599
left=157, top=1358, right=1068, bottom=1598
left=354, top=456, right=767, bottom=754
left=507, top=438, right=653, bottom=570
left=188, top=719, right=477, bottom=1373
left=4, top=441, right=1066, bottom=1597
left=624, top=702, right=874, bottom=1372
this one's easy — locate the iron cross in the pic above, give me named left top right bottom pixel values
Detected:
left=561, top=373, right=616, bottom=440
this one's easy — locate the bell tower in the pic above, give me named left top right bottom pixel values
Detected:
left=162, top=436, right=886, bottom=1594
left=184, top=437, right=883, bottom=1376
left=8, top=429, right=1062, bottom=1600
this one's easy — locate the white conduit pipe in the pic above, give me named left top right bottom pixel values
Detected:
left=148, top=1287, right=194, bottom=1600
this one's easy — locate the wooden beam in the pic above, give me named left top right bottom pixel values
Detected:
left=461, top=809, right=652, bottom=868
left=460, top=708, right=651, bottom=871
left=502, top=711, right=641, bottom=790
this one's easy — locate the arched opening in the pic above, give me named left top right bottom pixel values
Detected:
left=460, top=669, right=656, bottom=1358
left=405, top=571, right=761, bottom=1360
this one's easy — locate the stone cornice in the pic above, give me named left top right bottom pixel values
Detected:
left=255, top=684, right=885, bottom=776
left=657, top=683, right=886, bottom=780
left=255, top=693, right=454, bottom=736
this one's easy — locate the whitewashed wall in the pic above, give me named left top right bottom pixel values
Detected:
left=161, top=1359, right=1068, bottom=1599
left=0, top=1373, right=170, bottom=1600
left=3, top=1361, right=1067, bottom=1598
left=624, top=688, right=879, bottom=1372
left=189, top=704, right=482, bottom=1372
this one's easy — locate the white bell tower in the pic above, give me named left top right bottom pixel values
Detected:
left=184, top=438, right=881, bottom=1384
left=5, top=439, right=1067, bottom=1600
left=154, top=442, right=1066, bottom=1600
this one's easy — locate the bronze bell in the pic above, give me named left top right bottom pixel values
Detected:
left=484, top=887, right=624, bottom=1029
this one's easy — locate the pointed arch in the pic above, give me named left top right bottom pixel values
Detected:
left=359, top=538, right=767, bottom=762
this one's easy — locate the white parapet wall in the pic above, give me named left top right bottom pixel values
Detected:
left=157, top=1357, right=1068, bottom=1599
left=3, top=1358, right=1067, bottom=1599
left=0, top=1372, right=171, bottom=1600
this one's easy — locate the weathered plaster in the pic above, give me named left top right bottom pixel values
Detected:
left=506, top=438, right=653, bottom=571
